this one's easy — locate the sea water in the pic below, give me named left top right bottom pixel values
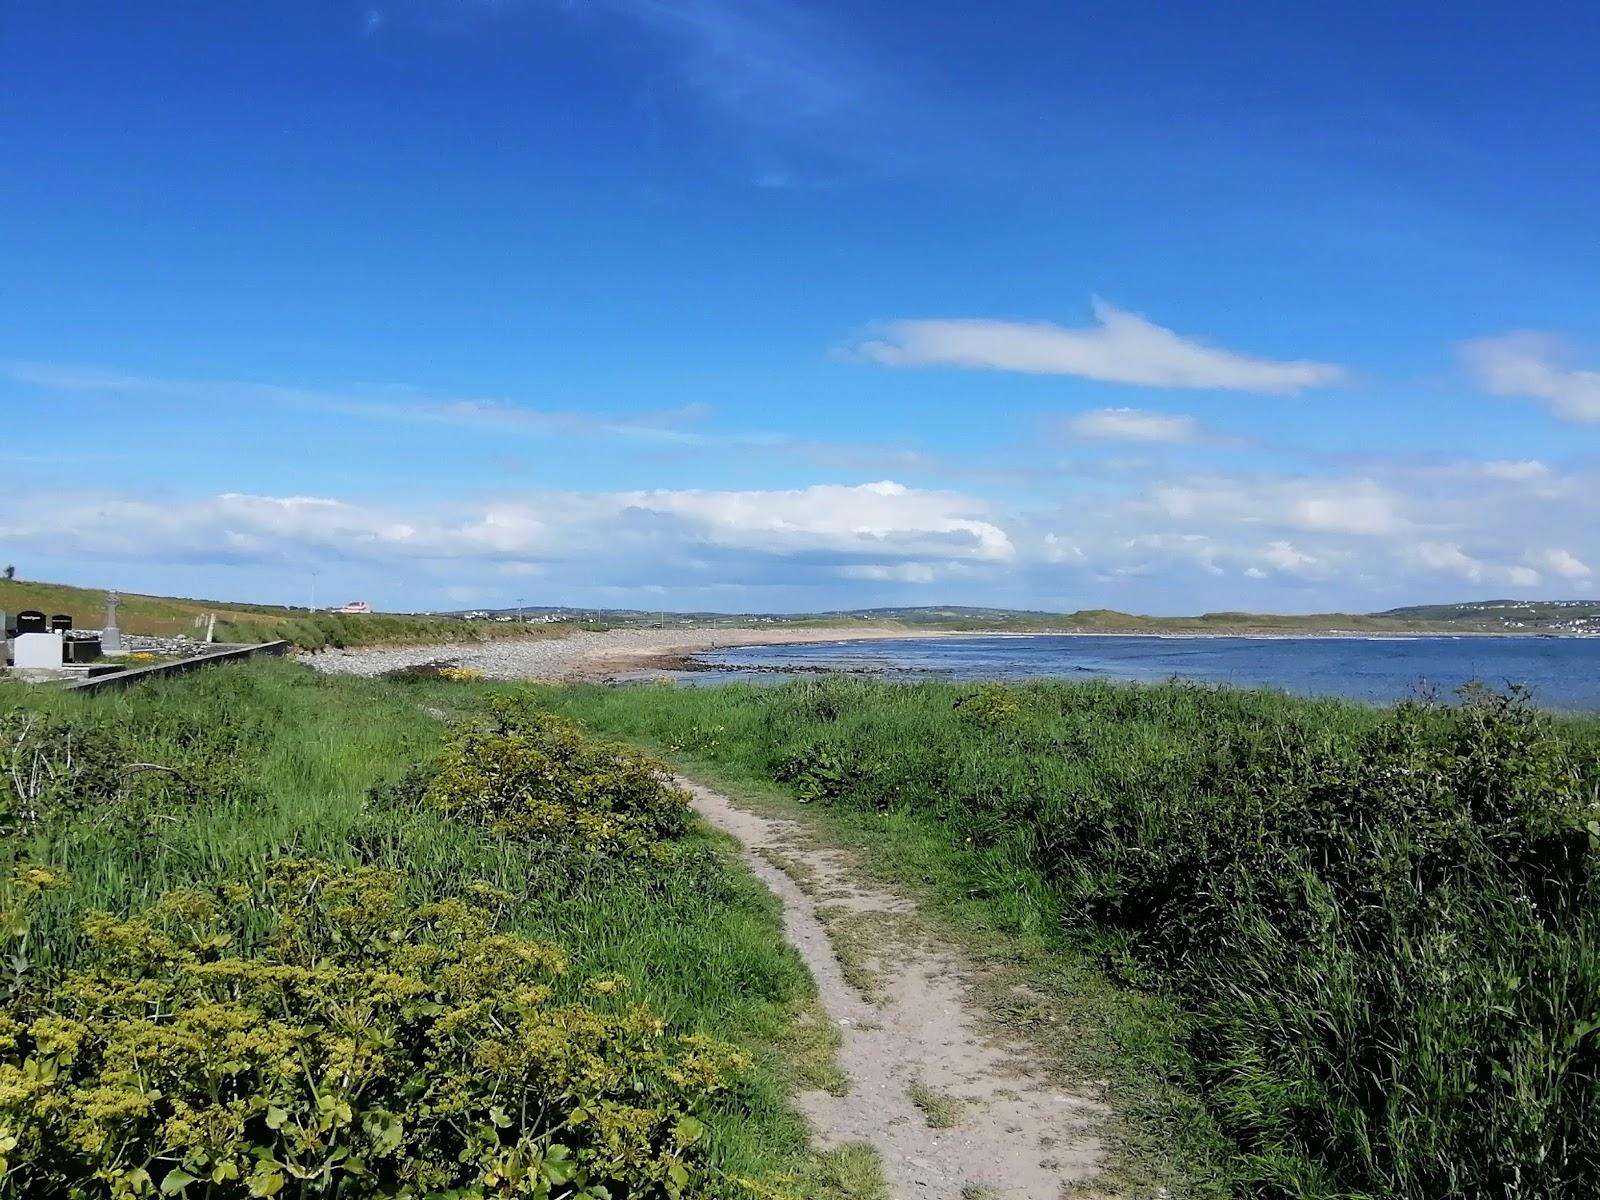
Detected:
left=689, top=634, right=1600, bottom=711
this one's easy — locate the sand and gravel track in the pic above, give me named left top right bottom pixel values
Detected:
left=678, top=776, right=1105, bottom=1199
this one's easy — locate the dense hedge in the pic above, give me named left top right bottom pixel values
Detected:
left=540, top=677, right=1600, bottom=1198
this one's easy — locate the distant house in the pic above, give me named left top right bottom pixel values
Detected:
left=332, top=601, right=371, bottom=614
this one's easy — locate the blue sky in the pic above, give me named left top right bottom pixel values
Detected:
left=3, top=1, right=1598, bottom=613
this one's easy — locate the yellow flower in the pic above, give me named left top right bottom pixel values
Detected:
left=12, top=864, right=70, bottom=893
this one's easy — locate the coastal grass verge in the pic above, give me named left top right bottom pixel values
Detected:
left=525, top=675, right=1600, bottom=1199
left=0, top=576, right=566, bottom=651
left=0, top=660, right=863, bottom=1197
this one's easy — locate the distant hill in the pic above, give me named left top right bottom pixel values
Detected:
left=11, top=577, right=1598, bottom=642
left=464, top=600, right=1600, bottom=635
left=1372, top=600, right=1600, bottom=633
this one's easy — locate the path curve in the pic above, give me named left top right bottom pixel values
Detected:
left=678, top=777, right=1104, bottom=1199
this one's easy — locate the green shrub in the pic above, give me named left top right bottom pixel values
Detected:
left=422, top=700, right=690, bottom=854
left=0, top=858, right=751, bottom=1199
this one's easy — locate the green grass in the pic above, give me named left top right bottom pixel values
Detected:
left=0, top=660, right=866, bottom=1193
left=528, top=675, right=1600, bottom=1199
left=906, top=1082, right=963, bottom=1129
left=0, top=576, right=567, bottom=650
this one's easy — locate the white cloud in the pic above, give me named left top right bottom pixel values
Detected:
left=1462, top=332, right=1600, bottom=422
left=0, top=482, right=1011, bottom=582
left=8, top=462, right=1596, bottom=612
left=1042, top=533, right=1085, bottom=563
left=1528, top=547, right=1593, bottom=581
left=1152, top=478, right=1404, bottom=536
left=838, top=562, right=938, bottom=583
left=1066, top=408, right=1205, bottom=443
left=1403, top=541, right=1540, bottom=588
left=1479, top=459, right=1550, bottom=482
left=853, top=299, right=1347, bottom=394
left=1261, top=540, right=1320, bottom=575
left=617, top=480, right=1014, bottom=561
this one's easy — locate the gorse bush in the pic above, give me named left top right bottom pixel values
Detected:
left=0, top=858, right=751, bottom=1200
left=537, top=677, right=1600, bottom=1199
left=421, top=700, right=690, bottom=854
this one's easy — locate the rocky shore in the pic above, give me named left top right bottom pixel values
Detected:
left=305, top=624, right=935, bottom=682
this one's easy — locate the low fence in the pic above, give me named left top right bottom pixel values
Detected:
left=64, top=641, right=293, bottom=692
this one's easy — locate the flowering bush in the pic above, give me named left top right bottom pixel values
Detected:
left=422, top=700, right=690, bottom=854
left=0, top=859, right=750, bottom=1199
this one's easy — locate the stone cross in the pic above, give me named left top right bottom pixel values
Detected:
left=102, top=590, right=124, bottom=656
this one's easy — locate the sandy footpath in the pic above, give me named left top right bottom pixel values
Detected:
left=306, top=625, right=949, bottom=682
left=680, top=775, right=1105, bottom=1198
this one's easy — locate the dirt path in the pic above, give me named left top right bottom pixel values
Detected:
left=678, top=777, right=1105, bottom=1199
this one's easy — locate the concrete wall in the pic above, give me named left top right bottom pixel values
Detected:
left=64, top=641, right=292, bottom=692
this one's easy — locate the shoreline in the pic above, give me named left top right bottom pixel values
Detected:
left=604, top=626, right=1587, bottom=679
left=306, top=624, right=1592, bottom=685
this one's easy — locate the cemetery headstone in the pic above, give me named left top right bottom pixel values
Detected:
left=50, top=614, right=72, bottom=632
left=16, top=610, right=47, bottom=635
left=101, top=592, right=124, bottom=656
left=13, top=632, right=64, bottom=669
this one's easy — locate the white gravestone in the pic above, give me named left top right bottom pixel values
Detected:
left=101, top=591, right=124, bottom=656
left=13, top=632, right=65, bottom=669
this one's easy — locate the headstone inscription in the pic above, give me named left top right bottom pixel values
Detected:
left=50, top=614, right=72, bottom=632
left=16, top=611, right=47, bottom=635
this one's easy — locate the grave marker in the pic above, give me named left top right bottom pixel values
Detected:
left=101, top=592, right=124, bottom=656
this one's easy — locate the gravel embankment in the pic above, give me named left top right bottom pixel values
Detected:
left=305, top=625, right=931, bottom=682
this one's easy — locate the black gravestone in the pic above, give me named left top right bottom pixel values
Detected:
left=50, top=614, right=72, bottom=632
left=15, top=610, right=47, bottom=635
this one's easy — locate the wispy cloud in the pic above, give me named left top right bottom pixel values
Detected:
left=1065, top=407, right=1209, bottom=444
left=601, top=0, right=860, bottom=120
left=1462, top=331, right=1600, bottom=422
left=341, top=394, right=716, bottom=444
left=0, top=359, right=978, bottom=479
left=850, top=299, right=1348, bottom=395
left=0, top=359, right=714, bottom=445
left=1478, top=458, right=1550, bottom=482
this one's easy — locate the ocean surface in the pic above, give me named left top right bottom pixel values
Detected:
left=687, top=634, right=1600, bottom=710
